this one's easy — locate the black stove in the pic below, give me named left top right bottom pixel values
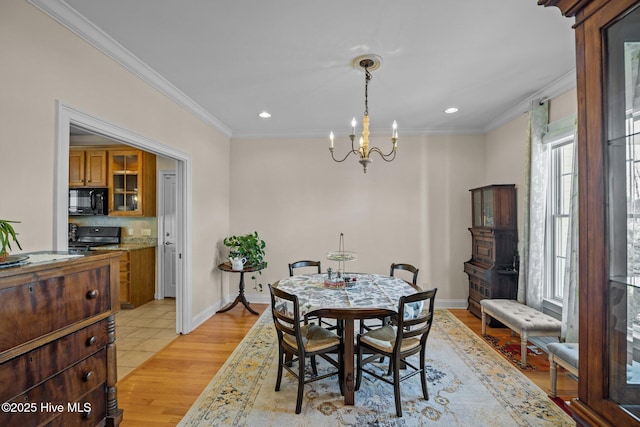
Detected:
left=68, top=226, right=121, bottom=253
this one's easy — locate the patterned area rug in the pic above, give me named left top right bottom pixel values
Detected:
left=178, top=309, right=573, bottom=426
left=483, top=335, right=551, bottom=371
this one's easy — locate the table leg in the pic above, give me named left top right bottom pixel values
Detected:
left=217, top=272, right=259, bottom=315
left=342, top=319, right=355, bottom=405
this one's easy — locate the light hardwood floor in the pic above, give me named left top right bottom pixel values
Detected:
left=116, top=305, right=577, bottom=426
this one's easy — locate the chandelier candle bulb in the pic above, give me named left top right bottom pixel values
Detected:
left=330, top=131, right=334, bottom=149
left=351, top=117, right=356, bottom=135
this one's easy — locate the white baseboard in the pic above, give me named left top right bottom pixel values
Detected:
left=436, top=299, right=468, bottom=309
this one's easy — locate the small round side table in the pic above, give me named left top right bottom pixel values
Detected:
left=217, top=262, right=265, bottom=315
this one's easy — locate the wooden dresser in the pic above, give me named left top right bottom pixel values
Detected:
left=464, top=185, right=518, bottom=323
left=0, top=251, right=122, bottom=426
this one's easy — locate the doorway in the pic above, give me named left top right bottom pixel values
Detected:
left=54, top=102, right=193, bottom=334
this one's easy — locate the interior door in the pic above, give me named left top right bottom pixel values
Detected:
left=161, top=172, right=177, bottom=298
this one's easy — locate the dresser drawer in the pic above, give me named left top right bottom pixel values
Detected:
left=0, top=319, right=109, bottom=403
left=1, top=348, right=106, bottom=427
left=1, top=386, right=106, bottom=427
left=0, top=267, right=111, bottom=353
left=48, top=385, right=106, bottom=427
left=464, top=262, right=489, bottom=280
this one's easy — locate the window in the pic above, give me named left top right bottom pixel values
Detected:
left=543, top=117, right=576, bottom=305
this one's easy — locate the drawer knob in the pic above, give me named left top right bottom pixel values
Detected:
left=82, top=371, right=94, bottom=382
left=86, top=290, right=99, bottom=300
left=86, top=336, right=97, bottom=346
left=82, top=408, right=92, bottom=419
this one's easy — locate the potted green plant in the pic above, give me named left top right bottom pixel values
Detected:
left=223, top=231, right=267, bottom=291
left=0, top=220, right=22, bottom=262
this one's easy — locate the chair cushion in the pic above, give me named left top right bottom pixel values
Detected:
left=547, top=342, right=579, bottom=369
left=360, top=325, right=420, bottom=353
left=283, top=324, right=340, bottom=353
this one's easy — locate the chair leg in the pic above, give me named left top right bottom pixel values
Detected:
left=338, top=344, right=344, bottom=396
left=296, top=356, right=305, bottom=414
left=393, top=357, right=402, bottom=417
left=275, top=347, right=284, bottom=391
left=355, top=341, right=363, bottom=391
left=420, top=349, right=429, bottom=400
left=311, top=355, right=318, bottom=376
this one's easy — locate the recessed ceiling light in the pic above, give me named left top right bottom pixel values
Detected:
left=258, top=111, right=271, bottom=118
left=444, top=107, right=459, bottom=114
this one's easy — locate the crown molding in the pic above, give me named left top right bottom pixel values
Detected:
left=27, top=0, right=232, bottom=138
left=484, top=69, right=577, bottom=133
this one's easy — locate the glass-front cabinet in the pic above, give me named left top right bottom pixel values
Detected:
left=605, top=4, right=640, bottom=420
left=539, top=0, right=640, bottom=425
left=470, top=185, right=516, bottom=229
left=111, top=151, right=139, bottom=213
left=108, top=149, right=156, bottom=217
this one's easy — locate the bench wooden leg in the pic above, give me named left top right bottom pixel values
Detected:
left=549, top=354, right=558, bottom=398
left=481, top=308, right=487, bottom=336
left=520, top=330, right=528, bottom=368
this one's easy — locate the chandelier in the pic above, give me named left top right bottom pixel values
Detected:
left=329, top=55, right=398, bottom=173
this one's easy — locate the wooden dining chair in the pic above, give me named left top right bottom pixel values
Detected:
left=288, top=260, right=338, bottom=331
left=360, top=262, right=421, bottom=334
left=288, top=260, right=321, bottom=276
left=355, top=288, right=438, bottom=417
left=268, top=284, right=343, bottom=414
left=390, top=263, right=420, bottom=287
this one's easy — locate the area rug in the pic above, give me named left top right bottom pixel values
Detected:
left=483, top=335, right=551, bottom=371
left=178, top=309, right=573, bottom=426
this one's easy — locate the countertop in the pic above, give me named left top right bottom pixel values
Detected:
left=92, top=242, right=156, bottom=251
left=91, top=238, right=157, bottom=251
left=0, top=251, right=121, bottom=279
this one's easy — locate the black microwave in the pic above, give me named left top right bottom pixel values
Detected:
left=69, top=188, right=108, bottom=216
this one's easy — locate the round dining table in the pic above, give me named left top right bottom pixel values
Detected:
left=272, top=273, right=419, bottom=405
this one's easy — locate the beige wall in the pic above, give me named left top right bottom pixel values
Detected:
left=0, top=0, right=230, bottom=324
left=230, top=133, right=486, bottom=305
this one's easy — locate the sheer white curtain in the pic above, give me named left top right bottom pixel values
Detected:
left=518, top=100, right=549, bottom=311
left=562, top=132, right=579, bottom=343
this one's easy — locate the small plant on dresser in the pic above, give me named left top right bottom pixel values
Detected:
left=0, top=219, right=22, bottom=262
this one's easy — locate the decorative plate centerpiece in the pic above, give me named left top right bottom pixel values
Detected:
left=326, top=250, right=357, bottom=262
left=325, top=233, right=358, bottom=288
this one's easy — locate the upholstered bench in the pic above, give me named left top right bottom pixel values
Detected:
left=480, top=299, right=562, bottom=368
left=547, top=342, right=579, bottom=397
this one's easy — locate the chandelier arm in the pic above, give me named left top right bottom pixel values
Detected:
left=368, top=146, right=397, bottom=161
left=330, top=147, right=360, bottom=163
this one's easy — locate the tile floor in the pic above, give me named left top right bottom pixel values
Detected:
left=115, top=298, right=177, bottom=381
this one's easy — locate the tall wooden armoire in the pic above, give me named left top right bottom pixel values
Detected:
left=464, top=184, right=518, bottom=323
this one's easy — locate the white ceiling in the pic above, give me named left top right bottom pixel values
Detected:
left=32, top=0, right=575, bottom=139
